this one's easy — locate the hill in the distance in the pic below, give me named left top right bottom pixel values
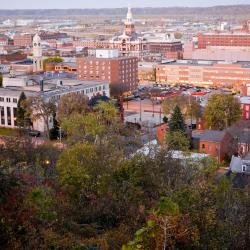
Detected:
left=0, top=5, right=250, bottom=17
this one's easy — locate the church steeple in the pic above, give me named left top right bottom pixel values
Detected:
left=124, top=6, right=135, bottom=36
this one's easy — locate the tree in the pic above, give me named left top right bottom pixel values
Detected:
left=166, top=130, right=190, bottom=151
left=204, top=93, right=241, bottom=130
left=43, top=56, right=63, bottom=69
left=168, top=105, right=186, bottom=133
left=26, top=96, right=56, bottom=138
left=163, top=94, right=201, bottom=120
left=16, top=92, right=30, bottom=129
left=56, top=92, right=89, bottom=123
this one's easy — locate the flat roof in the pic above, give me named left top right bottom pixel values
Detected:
left=160, top=59, right=250, bottom=68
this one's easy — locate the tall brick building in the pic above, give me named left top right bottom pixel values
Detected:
left=13, top=34, right=33, bottom=47
left=77, top=49, right=138, bottom=94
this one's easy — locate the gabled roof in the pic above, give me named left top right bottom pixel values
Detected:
left=200, top=130, right=227, bottom=143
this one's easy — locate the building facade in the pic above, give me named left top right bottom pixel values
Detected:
left=1, top=75, right=110, bottom=132
left=156, top=60, right=250, bottom=89
left=197, top=32, right=250, bottom=49
left=77, top=50, right=138, bottom=93
left=13, top=33, right=33, bottom=47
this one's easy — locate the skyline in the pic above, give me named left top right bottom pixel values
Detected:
left=1, top=0, right=250, bottom=9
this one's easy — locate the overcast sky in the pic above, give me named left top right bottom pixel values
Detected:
left=1, top=0, right=250, bottom=9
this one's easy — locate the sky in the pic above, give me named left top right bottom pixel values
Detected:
left=1, top=0, right=250, bottom=9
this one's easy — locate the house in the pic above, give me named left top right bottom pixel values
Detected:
left=230, top=154, right=250, bottom=174
left=198, top=130, right=234, bottom=162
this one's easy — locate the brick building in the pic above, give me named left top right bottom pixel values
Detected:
left=156, top=60, right=250, bottom=89
left=13, top=34, right=33, bottom=47
left=148, top=42, right=183, bottom=59
left=0, top=52, right=27, bottom=64
left=72, top=7, right=182, bottom=61
left=195, top=130, right=234, bottom=162
left=197, top=32, right=250, bottom=49
left=77, top=49, right=138, bottom=94
left=240, top=96, right=250, bottom=120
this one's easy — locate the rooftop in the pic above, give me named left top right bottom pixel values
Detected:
left=200, top=130, right=227, bottom=143
left=160, top=59, right=250, bottom=68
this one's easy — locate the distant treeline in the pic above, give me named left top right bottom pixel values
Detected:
left=0, top=5, right=250, bottom=17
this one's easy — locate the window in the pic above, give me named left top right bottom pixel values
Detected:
left=13, top=98, right=17, bottom=103
left=0, top=106, right=4, bottom=125
left=242, top=165, right=246, bottom=172
left=202, top=144, right=205, bottom=149
left=0, top=97, right=4, bottom=102
left=7, top=107, right=11, bottom=126
left=13, top=108, right=17, bottom=118
left=6, top=98, right=11, bottom=103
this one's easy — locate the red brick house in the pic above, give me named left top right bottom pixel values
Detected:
left=198, top=130, right=234, bottom=162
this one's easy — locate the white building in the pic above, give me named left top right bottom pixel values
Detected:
left=0, top=74, right=110, bottom=132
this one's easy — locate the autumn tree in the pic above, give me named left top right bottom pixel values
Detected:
left=56, top=92, right=89, bottom=123
left=26, top=96, right=56, bottom=138
left=43, top=56, right=63, bottom=69
left=204, top=93, right=241, bottom=130
left=163, top=94, right=201, bottom=120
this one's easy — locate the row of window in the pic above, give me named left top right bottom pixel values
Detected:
left=0, top=106, right=17, bottom=126
left=0, top=97, right=18, bottom=103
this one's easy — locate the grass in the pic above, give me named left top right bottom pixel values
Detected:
left=0, top=127, right=18, bottom=137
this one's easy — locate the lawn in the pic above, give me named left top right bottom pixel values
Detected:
left=0, top=127, right=18, bottom=137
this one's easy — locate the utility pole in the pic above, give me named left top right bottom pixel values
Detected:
left=139, top=98, right=142, bottom=121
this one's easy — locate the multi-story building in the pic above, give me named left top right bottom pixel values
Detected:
left=1, top=74, right=110, bottom=132
left=77, top=49, right=138, bottom=93
left=0, top=52, right=27, bottom=64
left=156, top=60, right=250, bottom=89
left=0, top=34, right=12, bottom=46
left=13, top=33, right=33, bottom=47
left=240, top=96, right=250, bottom=120
left=138, top=62, right=156, bottom=83
left=184, top=42, right=250, bottom=62
left=72, top=7, right=182, bottom=61
left=197, top=32, right=250, bottom=49
left=184, top=22, right=250, bottom=62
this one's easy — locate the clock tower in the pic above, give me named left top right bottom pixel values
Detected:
left=124, top=6, right=135, bottom=36
left=33, top=33, right=43, bottom=72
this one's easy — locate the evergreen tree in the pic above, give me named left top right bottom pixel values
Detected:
left=16, top=92, right=30, bottom=129
left=168, top=105, right=186, bottom=133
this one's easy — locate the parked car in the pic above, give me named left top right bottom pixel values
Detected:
left=28, top=130, right=41, bottom=137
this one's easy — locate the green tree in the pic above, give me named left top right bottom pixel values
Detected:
left=166, top=130, right=190, bottom=151
left=204, top=93, right=241, bottom=130
left=168, top=105, right=186, bottom=133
